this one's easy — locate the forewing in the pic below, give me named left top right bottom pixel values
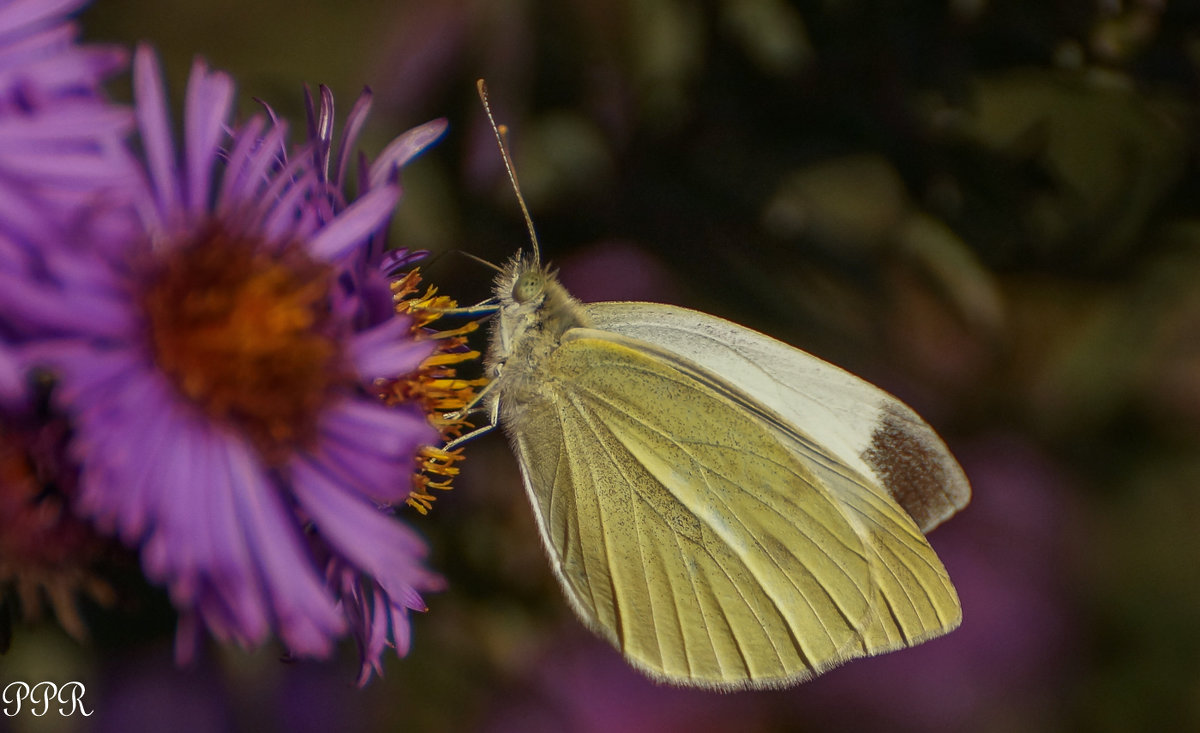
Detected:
left=506, top=334, right=959, bottom=689
left=584, top=302, right=970, bottom=531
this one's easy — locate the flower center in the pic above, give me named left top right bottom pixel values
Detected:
left=143, top=225, right=344, bottom=459
left=0, top=417, right=113, bottom=642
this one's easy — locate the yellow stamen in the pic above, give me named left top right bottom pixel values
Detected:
left=387, top=267, right=488, bottom=512
left=422, top=351, right=482, bottom=367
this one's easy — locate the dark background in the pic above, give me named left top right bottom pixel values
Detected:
left=5, top=0, right=1200, bottom=730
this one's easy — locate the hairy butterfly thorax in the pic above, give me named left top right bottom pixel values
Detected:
left=486, top=252, right=590, bottom=410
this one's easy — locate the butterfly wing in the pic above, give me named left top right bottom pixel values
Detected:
left=501, top=330, right=961, bottom=689
left=584, top=302, right=971, bottom=531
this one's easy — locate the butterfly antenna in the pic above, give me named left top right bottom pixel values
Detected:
left=419, top=249, right=504, bottom=274
left=458, top=250, right=503, bottom=273
left=477, top=79, right=540, bottom=265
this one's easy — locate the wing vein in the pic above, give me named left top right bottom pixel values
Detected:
left=563, top=397, right=624, bottom=644
left=580, top=382, right=867, bottom=565
left=565, top=393, right=664, bottom=664
left=574, top=372, right=873, bottom=667
left=667, top=522, right=722, bottom=677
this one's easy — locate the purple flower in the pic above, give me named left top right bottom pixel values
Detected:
left=0, top=45, right=448, bottom=676
left=0, top=0, right=132, bottom=648
left=0, top=0, right=134, bottom=228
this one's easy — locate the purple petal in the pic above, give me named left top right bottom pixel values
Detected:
left=0, top=20, right=74, bottom=72
left=0, top=106, right=132, bottom=147
left=311, top=85, right=335, bottom=182
left=304, top=399, right=436, bottom=506
left=291, top=457, right=441, bottom=607
left=183, top=58, right=234, bottom=215
left=5, top=43, right=127, bottom=95
left=260, top=163, right=315, bottom=241
left=0, top=0, right=89, bottom=31
left=348, top=314, right=434, bottom=380
left=75, top=373, right=177, bottom=542
left=388, top=600, right=413, bottom=656
left=216, top=115, right=266, bottom=209
left=0, top=268, right=135, bottom=339
left=380, top=248, right=427, bottom=276
left=137, top=414, right=201, bottom=587
left=195, top=425, right=272, bottom=641
left=39, top=243, right=128, bottom=299
left=332, top=88, right=373, bottom=188
left=311, top=444, right=412, bottom=506
left=33, top=343, right=142, bottom=412
left=133, top=45, right=181, bottom=220
left=0, top=148, right=137, bottom=186
left=367, top=118, right=448, bottom=190
left=0, top=182, right=55, bottom=243
left=218, top=118, right=286, bottom=216
left=319, top=397, right=437, bottom=469
left=308, top=185, right=400, bottom=261
left=225, top=438, right=346, bottom=655
left=359, top=589, right=390, bottom=683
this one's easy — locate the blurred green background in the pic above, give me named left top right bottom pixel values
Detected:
left=6, top=0, right=1200, bottom=730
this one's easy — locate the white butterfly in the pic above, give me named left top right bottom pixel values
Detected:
left=445, top=82, right=970, bottom=690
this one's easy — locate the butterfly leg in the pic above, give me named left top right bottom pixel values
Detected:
left=443, top=392, right=500, bottom=451
left=428, top=299, right=500, bottom=318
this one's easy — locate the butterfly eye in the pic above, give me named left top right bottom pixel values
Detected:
left=512, top=271, right=545, bottom=303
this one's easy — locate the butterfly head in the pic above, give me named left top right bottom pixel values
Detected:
left=496, top=251, right=563, bottom=314
left=491, top=250, right=589, bottom=359
left=511, top=266, right=547, bottom=304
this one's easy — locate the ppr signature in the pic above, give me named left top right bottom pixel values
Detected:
left=2, top=681, right=92, bottom=717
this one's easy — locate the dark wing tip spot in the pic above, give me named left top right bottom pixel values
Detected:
left=862, top=404, right=971, bottom=532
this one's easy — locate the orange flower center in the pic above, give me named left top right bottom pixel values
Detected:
left=143, top=225, right=345, bottom=460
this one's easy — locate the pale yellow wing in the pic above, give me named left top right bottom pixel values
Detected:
left=503, top=333, right=961, bottom=689
left=584, top=302, right=970, bottom=532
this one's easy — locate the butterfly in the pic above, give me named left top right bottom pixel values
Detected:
left=444, top=81, right=970, bottom=690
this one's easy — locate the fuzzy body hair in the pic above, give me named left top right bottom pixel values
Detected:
left=484, top=252, right=591, bottom=425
